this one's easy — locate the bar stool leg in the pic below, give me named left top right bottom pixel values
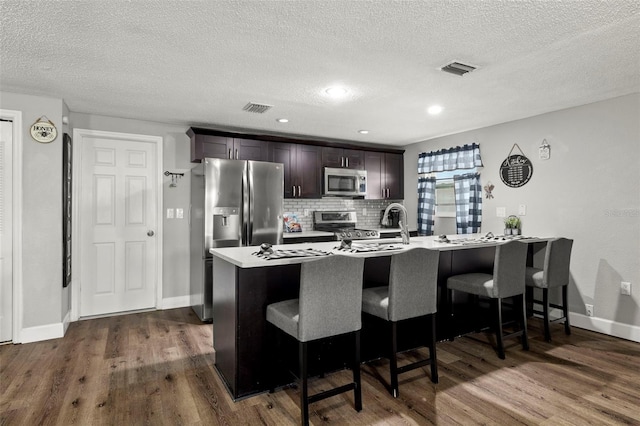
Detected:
left=429, top=313, right=438, bottom=384
left=562, top=285, right=571, bottom=336
left=390, top=321, right=399, bottom=398
left=520, top=294, right=529, bottom=351
left=543, top=288, right=551, bottom=342
left=353, top=330, right=362, bottom=411
left=492, top=298, right=505, bottom=360
left=299, top=341, right=309, bottom=426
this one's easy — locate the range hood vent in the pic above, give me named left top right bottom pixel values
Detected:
left=242, top=102, right=273, bottom=114
left=441, top=61, right=477, bottom=76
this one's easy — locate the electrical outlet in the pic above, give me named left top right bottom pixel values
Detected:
left=176, top=208, right=184, bottom=219
left=166, top=208, right=174, bottom=219
left=621, top=281, right=631, bottom=296
left=585, top=304, right=594, bottom=317
left=518, top=204, right=527, bottom=216
left=303, top=209, right=309, bottom=217
left=362, top=208, right=367, bottom=216
left=496, top=207, right=506, bottom=218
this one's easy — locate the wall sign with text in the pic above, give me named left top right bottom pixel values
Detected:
left=30, top=116, right=58, bottom=143
left=500, top=144, right=533, bottom=188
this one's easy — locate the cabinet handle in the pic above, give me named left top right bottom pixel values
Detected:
left=228, top=148, right=232, bottom=159
left=235, top=149, right=238, bottom=159
left=387, top=188, right=390, bottom=198
left=298, top=186, right=301, bottom=197
left=293, top=186, right=296, bottom=197
left=346, top=158, right=349, bottom=168
left=382, top=189, right=385, bottom=198
left=341, top=157, right=344, bottom=167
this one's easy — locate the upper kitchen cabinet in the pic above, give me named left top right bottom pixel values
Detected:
left=188, top=128, right=269, bottom=162
left=321, top=147, right=364, bottom=170
left=269, top=142, right=322, bottom=198
left=365, top=152, right=404, bottom=200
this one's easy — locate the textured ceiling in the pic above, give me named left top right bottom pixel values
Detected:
left=1, top=0, right=639, bottom=146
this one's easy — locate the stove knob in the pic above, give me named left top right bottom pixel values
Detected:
left=371, top=231, right=378, bottom=237
left=346, top=232, right=352, bottom=238
left=355, top=231, right=362, bottom=238
left=340, top=232, right=346, bottom=239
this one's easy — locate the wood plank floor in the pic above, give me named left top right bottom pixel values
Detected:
left=1, top=308, right=639, bottom=425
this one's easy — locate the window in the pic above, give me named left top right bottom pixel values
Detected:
left=430, top=169, right=476, bottom=217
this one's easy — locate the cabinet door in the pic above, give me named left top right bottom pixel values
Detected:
left=384, top=153, right=404, bottom=199
left=343, top=149, right=365, bottom=170
left=233, top=138, right=269, bottom=161
left=269, top=142, right=295, bottom=198
left=321, top=147, right=344, bottom=168
left=295, top=145, right=322, bottom=198
left=364, top=151, right=384, bottom=199
left=192, top=134, right=231, bottom=162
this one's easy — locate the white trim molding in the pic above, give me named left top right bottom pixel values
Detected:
left=569, top=312, right=640, bottom=343
left=20, top=321, right=65, bottom=344
left=0, top=109, right=23, bottom=343
left=71, top=128, right=163, bottom=321
left=160, top=296, right=191, bottom=310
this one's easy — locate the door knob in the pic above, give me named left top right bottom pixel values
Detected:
left=147, top=230, right=155, bottom=237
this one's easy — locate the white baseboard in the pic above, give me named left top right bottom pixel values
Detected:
left=160, top=295, right=190, bottom=310
left=569, top=312, right=640, bottom=343
left=20, top=321, right=65, bottom=344
left=62, top=310, right=71, bottom=334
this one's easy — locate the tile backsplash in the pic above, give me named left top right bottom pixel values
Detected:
left=283, top=198, right=404, bottom=232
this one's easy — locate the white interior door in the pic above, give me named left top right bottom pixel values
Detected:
left=0, top=120, right=13, bottom=342
left=78, top=131, right=159, bottom=317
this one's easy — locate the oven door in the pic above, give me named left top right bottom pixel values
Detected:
left=324, top=168, right=367, bottom=196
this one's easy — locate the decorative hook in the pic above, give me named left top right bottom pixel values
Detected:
left=164, top=171, right=184, bottom=188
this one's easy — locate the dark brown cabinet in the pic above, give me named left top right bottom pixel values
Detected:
left=269, top=142, right=322, bottom=198
left=321, top=147, right=365, bottom=170
left=365, top=152, right=404, bottom=200
left=188, top=129, right=268, bottom=162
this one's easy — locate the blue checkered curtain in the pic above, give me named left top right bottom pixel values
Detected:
left=454, top=173, right=482, bottom=234
left=417, top=176, right=436, bottom=236
left=418, top=143, right=483, bottom=173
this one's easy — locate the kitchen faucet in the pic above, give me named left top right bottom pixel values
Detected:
left=382, top=203, right=410, bottom=244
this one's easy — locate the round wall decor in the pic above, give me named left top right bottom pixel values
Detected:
left=500, top=144, right=533, bottom=188
left=30, top=116, right=58, bottom=143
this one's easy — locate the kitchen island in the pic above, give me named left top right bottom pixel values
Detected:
left=210, top=235, right=548, bottom=400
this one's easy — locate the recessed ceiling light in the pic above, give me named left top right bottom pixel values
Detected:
left=325, top=87, right=348, bottom=98
left=428, top=105, right=443, bottom=115
left=358, top=130, right=369, bottom=134
left=276, top=118, right=289, bottom=123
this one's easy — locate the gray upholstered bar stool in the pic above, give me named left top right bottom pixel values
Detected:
left=361, top=248, right=439, bottom=398
left=446, top=240, right=529, bottom=359
left=526, top=237, right=574, bottom=342
left=266, top=255, right=365, bottom=426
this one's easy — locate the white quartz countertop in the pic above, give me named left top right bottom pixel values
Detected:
left=210, top=234, right=549, bottom=268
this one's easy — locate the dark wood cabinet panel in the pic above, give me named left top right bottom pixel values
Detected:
left=232, top=138, right=269, bottom=161
left=270, top=143, right=321, bottom=198
left=191, top=134, right=230, bottom=162
left=365, top=152, right=404, bottom=199
left=321, top=147, right=364, bottom=169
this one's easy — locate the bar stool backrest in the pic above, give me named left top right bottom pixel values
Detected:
left=388, top=248, right=439, bottom=322
left=298, top=255, right=365, bottom=342
left=493, top=241, right=528, bottom=299
left=542, top=238, right=573, bottom=288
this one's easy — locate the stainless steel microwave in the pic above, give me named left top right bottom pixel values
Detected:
left=323, top=167, right=367, bottom=197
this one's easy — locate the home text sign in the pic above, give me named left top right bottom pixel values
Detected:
left=500, top=144, right=533, bottom=188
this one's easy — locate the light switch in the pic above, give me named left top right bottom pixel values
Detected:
left=518, top=204, right=526, bottom=216
left=167, top=208, right=174, bottom=219
left=176, top=208, right=184, bottom=219
left=496, top=207, right=506, bottom=218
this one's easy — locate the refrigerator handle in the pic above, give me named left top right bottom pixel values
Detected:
left=247, top=168, right=254, bottom=245
left=228, top=148, right=232, bottom=159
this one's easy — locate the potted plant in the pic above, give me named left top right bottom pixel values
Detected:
left=504, top=215, right=521, bottom=235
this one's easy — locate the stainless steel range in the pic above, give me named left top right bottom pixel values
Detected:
left=313, top=210, right=379, bottom=240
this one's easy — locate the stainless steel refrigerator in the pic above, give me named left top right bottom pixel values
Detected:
left=190, top=158, right=284, bottom=322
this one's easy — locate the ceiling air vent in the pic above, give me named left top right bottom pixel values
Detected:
left=441, top=61, right=477, bottom=76
left=242, top=102, right=273, bottom=114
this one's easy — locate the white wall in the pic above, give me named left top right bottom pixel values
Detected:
left=0, top=92, right=65, bottom=330
left=403, top=93, right=640, bottom=336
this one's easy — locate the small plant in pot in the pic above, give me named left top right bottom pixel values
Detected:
left=504, top=215, right=522, bottom=235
